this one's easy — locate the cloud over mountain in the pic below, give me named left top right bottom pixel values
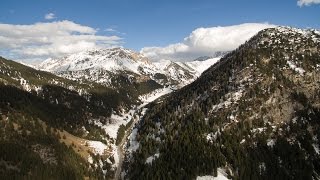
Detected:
left=141, top=23, right=276, bottom=61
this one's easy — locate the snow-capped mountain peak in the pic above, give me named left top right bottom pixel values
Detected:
left=38, top=48, right=154, bottom=74
left=37, top=48, right=222, bottom=88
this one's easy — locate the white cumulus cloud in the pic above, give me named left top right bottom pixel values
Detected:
left=297, top=0, right=320, bottom=6
left=45, top=13, right=56, bottom=20
left=0, top=20, right=122, bottom=62
left=141, top=23, right=276, bottom=61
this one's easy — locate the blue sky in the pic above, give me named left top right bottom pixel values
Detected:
left=0, top=0, right=319, bottom=61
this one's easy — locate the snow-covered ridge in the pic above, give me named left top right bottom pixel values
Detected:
left=38, top=48, right=153, bottom=74
left=276, top=26, right=320, bottom=37
left=260, top=26, right=320, bottom=46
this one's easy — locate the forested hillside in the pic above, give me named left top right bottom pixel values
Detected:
left=124, top=27, right=320, bottom=180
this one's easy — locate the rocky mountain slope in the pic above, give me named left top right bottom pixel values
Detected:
left=123, top=27, right=320, bottom=179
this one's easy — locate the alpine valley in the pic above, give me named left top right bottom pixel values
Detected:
left=0, top=26, right=319, bottom=180
left=0, top=45, right=221, bottom=179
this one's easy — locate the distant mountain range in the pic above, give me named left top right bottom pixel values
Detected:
left=37, top=47, right=222, bottom=88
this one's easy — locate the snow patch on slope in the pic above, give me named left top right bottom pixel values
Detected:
left=145, top=153, right=159, bottom=164
left=85, top=140, right=108, bottom=155
left=197, top=168, right=230, bottom=180
left=267, top=139, right=276, bottom=147
left=287, top=60, right=305, bottom=75
left=210, top=89, right=244, bottom=113
left=90, top=110, right=135, bottom=139
left=139, top=87, right=173, bottom=108
left=127, top=128, right=140, bottom=152
left=184, top=57, right=221, bottom=76
left=111, top=144, right=119, bottom=166
left=313, top=143, right=320, bottom=154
